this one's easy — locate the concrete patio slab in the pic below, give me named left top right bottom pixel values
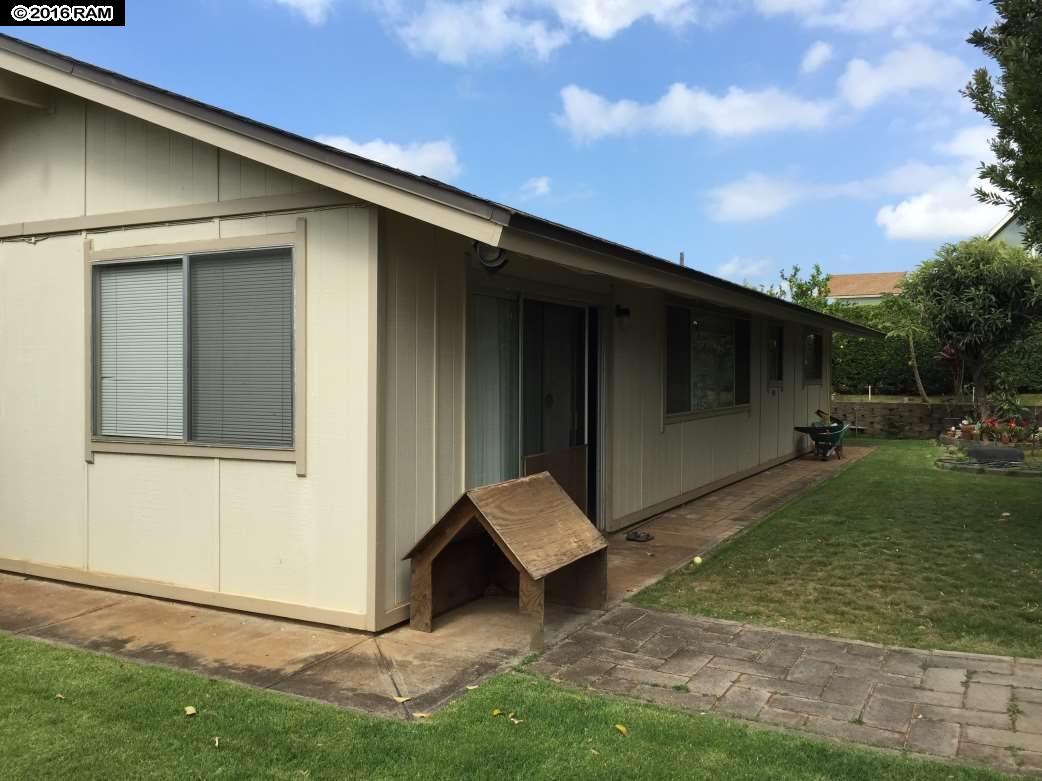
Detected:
left=26, top=586, right=366, bottom=688
left=0, top=574, right=128, bottom=632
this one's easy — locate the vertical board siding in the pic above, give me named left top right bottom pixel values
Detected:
left=0, top=205, right=372, bottom=616
left=0, top=236, right=88, bottom=567
left=0, top=92, right=85, bottom=225
left=606, top=281, right=818, bottom=531
left=218, top=152, right=318, bottom=201
left=381, top=212, right=466, bottom=613
left=85, top=103, right=219, bottom=214
left=2, top=96, right=322, bottom=224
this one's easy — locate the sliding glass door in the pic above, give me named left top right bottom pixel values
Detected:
left=466, top=292, right=591, bottom=515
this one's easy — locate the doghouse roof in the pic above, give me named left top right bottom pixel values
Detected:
left=404, top=472, right=607, bottom=581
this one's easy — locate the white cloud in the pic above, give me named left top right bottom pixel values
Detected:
left=389, top=1, right=570, bottom=64
left=708, top=174, right=803, bottom=222
left=876, top=125, right=1003, bottom=240
left=520, top=175, right=552, bottom=198
left=800, top=40, right=833, bottom=74
left=716, top=256, right=770, bottom=282
left=933, top=125, right=993, bottom=162
left=273, top=0, right=335, bottom=24
left=754, top=0, right=972, bottom=34
left=557, top=83, right=832, bottom=142
left=315, top=135, right=462, bottom=180
left=379, top=0, right=704, bottom=64
left=706, top=132, right=996, bottom=228
left=838, top=44, right=966, bottom=110
left=551, top=0, right=698, bottom=38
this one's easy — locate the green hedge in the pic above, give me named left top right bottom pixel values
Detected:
left=831, top=306, right=1042, bottom=395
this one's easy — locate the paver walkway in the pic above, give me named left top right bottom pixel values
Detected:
left=530, top=604, right=1042, bottom=775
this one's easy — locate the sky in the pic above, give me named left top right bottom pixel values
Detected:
left=5, top=0, right=1009, bottom=286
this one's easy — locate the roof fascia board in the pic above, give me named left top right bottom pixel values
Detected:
left=0, top=48, right=504, bottom=246
left=499, top=227, right=881, bottom=338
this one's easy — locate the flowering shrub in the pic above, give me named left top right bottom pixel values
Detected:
left=952, top=417, right=1040, bottom=444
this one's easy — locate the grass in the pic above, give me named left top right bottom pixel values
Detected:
left=634, top=440, right=1042, bottom=658
left=834, top=393, right=1042, bottom=405
left=0, top=633, right=1007, bottom=780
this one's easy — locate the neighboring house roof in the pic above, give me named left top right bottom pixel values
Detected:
left=0, top=33, right=880, bottom=339
left=829, top=272, right=906, bottom=299
left=987, top=213, right=1018, bottom=241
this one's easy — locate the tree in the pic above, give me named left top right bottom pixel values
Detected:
left=877, top=295, right=931, bottom=403
left=964, top=1, right=1042, bottom=251
left=901, top=237, right=1042, bottom=416
left=759, top=264, right=835, bottom=313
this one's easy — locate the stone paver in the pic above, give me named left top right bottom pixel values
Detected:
left=533, top=604, right=1041, bottom=776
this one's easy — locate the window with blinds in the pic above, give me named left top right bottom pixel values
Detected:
left=96, top=260, right=184, bottom=439
left=93, top=248, right=294, bottom=448
left=189, top=250, right=293, bottom=447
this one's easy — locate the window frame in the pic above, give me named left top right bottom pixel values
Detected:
left=662, top=299, right=752, bottom=425
left=765, top=322, right=785, bottom=388
left=802, top=326, right=824, bottom=386
left=84, top=222, right=307, bottom=475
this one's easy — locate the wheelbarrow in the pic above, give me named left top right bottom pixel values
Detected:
left=795, top=411, right=849, bottom=460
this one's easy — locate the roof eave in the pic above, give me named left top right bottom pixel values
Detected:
left=502, top=217, right=883, bottom=339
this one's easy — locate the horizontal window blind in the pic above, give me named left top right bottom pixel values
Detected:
left=189, top=249, right=293, bottom=448
left=96, top=261, right=184, bottom=438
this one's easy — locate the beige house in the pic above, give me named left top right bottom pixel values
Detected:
left=0, top=36, right=877, bottom=632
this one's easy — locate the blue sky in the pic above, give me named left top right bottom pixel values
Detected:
left=6, top=0, right=1007, bottom=285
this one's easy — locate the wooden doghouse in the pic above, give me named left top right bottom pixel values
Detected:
left=403, top=472, right=608, bottom=650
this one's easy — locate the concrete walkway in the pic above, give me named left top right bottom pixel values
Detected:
left=530, top=605, right=1042, bottom=775
left=0, top=572, right=591, bottom=717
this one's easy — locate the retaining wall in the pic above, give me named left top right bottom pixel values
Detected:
left=832, top=401, right=1042, bottom=439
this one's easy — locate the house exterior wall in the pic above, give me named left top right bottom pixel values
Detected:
left=0, top=96, right=376, bottom=628
left=377, top=210, right=468, bottom=627
left=377, top=227, right=834, bottom=621
left=605, top=285, right=831, bottom=530
left=0, top=95, right=320, bottom=227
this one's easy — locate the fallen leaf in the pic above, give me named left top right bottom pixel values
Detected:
left=54, top=694, right=65, bottom=701
left=413, top=712, right=431, bottom=719
left=184, top=706, right=197, bottom=717
left=491, top=708, right=503, bottom=717
left=213, top=737, right=220, bottom=748
left=392, top=696, right=412, bottom=704
left=614, top=723, right=629, bottom=737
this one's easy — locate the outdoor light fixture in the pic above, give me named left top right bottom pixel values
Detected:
left=473, top=241, right=509, bottom=272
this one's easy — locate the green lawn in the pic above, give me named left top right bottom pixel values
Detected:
left=634, top=440, right=1042, bottom=658
left=0, top=633, right=1006, bottom=780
